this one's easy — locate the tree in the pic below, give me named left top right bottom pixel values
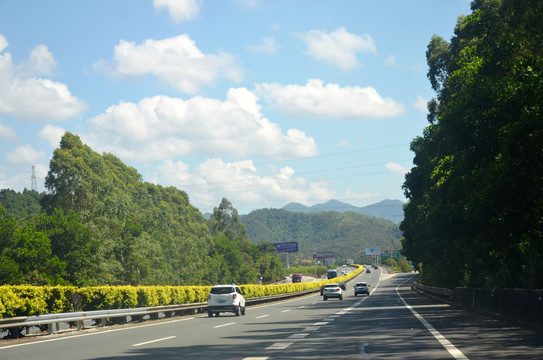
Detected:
left=209, top=198, right=247, bottom=240
left=0, top=205, right=66, bottom=285
left=41, top=132, right=213, bottom=285
left=401, top=0, right=543, bottom=288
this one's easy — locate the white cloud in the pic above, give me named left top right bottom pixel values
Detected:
left=384, top=55, right=397, bottom=67
left=248, top=36, right=279, bottom=54
left=84, top=88, right=318, bottom=163
left=234, top=0, right=261, bottom=8
left=98, top=34, right=243, bottom=94
left=0, top=35, right=8, bottom=52
left=18, top=44, right=56, bottom=77
left=153, top=0, right=201, bottom=22
left=0, top=122, right=16, bottom=140
left=255, top=79, right=406, bottom=119
left=298, top=27, right=376, bottom=71
left=414, top=95, right=429, bottom=113
left=6, top=145, right=45, bottom=164
left=334, top=140, right=351, bottom=147
left=386, top=162, right=409, bottom=175
left=39, top=125, right=66, bottom=148
left=0, top=36, right=88, bottom=122
left=156, top=158, right=337, bottom=213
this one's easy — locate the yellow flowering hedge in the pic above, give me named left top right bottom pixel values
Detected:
left=0, top=265, right=362, bottom=318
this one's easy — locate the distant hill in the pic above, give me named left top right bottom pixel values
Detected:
left=240, top=209, right=402, bottom=263
left=281, top=199, right=404, bottom=223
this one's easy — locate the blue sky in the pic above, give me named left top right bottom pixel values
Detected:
left=0, top=0, right=471, bottom=214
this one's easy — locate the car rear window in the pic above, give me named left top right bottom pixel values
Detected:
left=210, top=287, right=234, bottom=294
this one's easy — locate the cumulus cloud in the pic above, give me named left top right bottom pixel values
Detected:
left=298, top=27, right=376, bottom=71
left=84, top=87, right=318, bottom=162
left=155, top=158, right=337, bottom=213
left=39, top=125, right=66, bottom=148
left=153, top=0, right=201, bottom=22
left=6, top=145, right=45, bottom=164
left=334, top=140, right=351, bottom=148
left=414, top=95, right=429, bottom=113
left=255, top=79, right=406, bottom=119
left=0, top=122, right=16, bottom=140
left=97, top=34, right=243, bottom=94
left=386, top=162, right=409, bottom=175
left=0, top=35, right=88, bottom=122
left=234, top=0, right=261, bottom=8
left=248, top=36, right=279, bottom=54
left=384, top=55, right=397, bottom=67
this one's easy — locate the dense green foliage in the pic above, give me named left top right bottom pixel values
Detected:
left=401, top=0, right=543, bottom=288
left=241, top=209, right=402, bottom=263
left=0, top=189, right=43, bottom=219
left=0, top=133, right=284, bottom=287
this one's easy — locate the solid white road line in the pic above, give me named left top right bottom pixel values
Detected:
left=396, top=278, right=469, bottom=360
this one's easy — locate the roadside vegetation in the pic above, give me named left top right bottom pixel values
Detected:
left=0, top=133, right=284, bottom=287
left=401, top=0, right=543, bottom=288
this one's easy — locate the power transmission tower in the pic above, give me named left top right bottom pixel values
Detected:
left=31, top=165, right=38, bottom=192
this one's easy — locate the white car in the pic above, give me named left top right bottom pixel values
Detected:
left=322, top=283, right=343, bottom=300
left=207, top=284, right=246, bottom=317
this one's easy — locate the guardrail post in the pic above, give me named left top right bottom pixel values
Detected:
left=47, top=323, right=56, bottom=335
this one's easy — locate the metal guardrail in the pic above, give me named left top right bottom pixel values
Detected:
left=413, top=282, right=453, bottom=302
left=0, top=288, right=321, bottom=339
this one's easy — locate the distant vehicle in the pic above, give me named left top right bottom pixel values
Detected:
left=327, top=269, right=338, bottom=279
left=322, top=283, right=343, bottom=300
left=339, top=282, right=347, bottom=290
left=354, top=282, right=370, bottom=296
left=207, top=284, right=246, bottom=317
left=292, top=273, right=302, bottom=283
left=366, top=268, right=371, bottom=273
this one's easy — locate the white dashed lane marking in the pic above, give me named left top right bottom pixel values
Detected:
left=266, top=342, right=293, bottom=350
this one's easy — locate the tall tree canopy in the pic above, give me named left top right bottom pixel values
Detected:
left=0, top=133, right=285, bottom=286
left=401, top=0, right=543, bottom=288
left=41, top=132, right=213, bottom=285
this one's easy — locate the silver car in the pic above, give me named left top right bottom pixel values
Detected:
left=322, top=283, right=343, bottom=300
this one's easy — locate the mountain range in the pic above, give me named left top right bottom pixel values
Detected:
left=281, top=199, right=404, bottom=223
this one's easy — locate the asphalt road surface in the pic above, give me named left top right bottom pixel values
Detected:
left=1, top=269, right=542, bottom=359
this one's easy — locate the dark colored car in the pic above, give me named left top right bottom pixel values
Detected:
left=292, top=273, right=302, bottom=283
left=354, top=282, right=370, bottom=296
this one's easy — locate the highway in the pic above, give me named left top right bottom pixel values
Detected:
left=1, top=268, right=542, bottom=359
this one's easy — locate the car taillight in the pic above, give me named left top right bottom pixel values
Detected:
left=232, top=293, right=237, bottom=299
